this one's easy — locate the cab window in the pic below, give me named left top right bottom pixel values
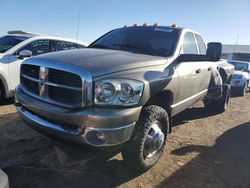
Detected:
left=195, top=34, right=206, bottom=55
left=183, top=32, right=198, bottom=54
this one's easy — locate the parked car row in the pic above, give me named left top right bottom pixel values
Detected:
left=13, top=24, right=235, bottom=171
left=0, top=30, right=88, bottom=100
left=228, top=60, right=250, bottom=96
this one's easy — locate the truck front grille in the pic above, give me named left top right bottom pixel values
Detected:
left=20, top=64, right=85, bottom=108
left=21, top=64, right=40, bottom=79
left=20, top=76, right=39, bottom=95
left=48, top=86, right=82, bottom=104
left=48, top=68, right=82, bottom=88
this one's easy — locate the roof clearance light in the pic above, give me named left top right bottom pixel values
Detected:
left=171, top=24, right=177, bottom=28
left=153, top=23, right=159, bottom=27
left=143, top=23, right=148, bottom=27
left=133, top=23, right=138, bottom=27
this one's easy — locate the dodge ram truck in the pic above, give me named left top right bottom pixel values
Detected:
left=16, top=24, right=234, bottom=171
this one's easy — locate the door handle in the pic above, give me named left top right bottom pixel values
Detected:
left=196, top=69, right=201, bottom=74
left=208, top=67, right=212, bottom=71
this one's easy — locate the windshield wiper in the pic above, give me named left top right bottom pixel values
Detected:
left=89, top=44, right=109, bottom=49
left=112, top=43, right=155, bottom=56
left=113, top=43, right=144, bottom=50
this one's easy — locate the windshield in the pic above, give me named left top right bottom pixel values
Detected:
left=229, top=61, right=249, bottom=72
left=0, top=35, right=28, bottom=53
left=88, top=27, right=180, bottom=57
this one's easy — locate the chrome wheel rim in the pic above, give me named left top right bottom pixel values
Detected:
left=144, top=121, right=165, bottom=159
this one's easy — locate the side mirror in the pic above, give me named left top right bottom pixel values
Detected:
left=206, top=42, right=222, bottom=61
left=18, top=50, right=32, bottom=59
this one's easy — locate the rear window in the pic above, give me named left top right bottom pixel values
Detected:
left=0, top=35, right=28, bottom=53
left=52, top=41, right=84, bottom=51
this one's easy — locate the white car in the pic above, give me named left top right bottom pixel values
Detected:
left=229, top=60, right=250, bottom=96
left=0, top=31, right=88, bottom=100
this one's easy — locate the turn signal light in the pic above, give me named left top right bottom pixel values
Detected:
left=143, top=23, right=148, bottom=27
left=153, top=23, right=159, bottom=27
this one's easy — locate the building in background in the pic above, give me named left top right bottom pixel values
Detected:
left=222, top=45, right=250, bottom=61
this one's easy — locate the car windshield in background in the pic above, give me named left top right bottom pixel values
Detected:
left=0, top=35, right=28, bottom=53
left=89, top=27, right=180, bottom=57
left=229, top=61, right=249, bottom=72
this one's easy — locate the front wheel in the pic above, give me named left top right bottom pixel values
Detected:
left=122, top=105, right=169, bottom=172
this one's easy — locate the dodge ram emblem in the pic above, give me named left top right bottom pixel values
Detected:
left=39, top=66, right=48, bottom=97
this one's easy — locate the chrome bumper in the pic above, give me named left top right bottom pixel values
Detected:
left=17, top=105, right=135, bottom=147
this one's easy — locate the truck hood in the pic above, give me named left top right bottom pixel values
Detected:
left=34, top=48, right=167, bottom=77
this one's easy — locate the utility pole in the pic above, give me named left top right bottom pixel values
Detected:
left=76, top=12, right=80, bottom=42
left=232, top=34, right=239, bottom=60
left=235, top=34, right=239, bottom=45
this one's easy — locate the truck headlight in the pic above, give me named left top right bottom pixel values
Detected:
left=94, top=79, right=144, bottom=106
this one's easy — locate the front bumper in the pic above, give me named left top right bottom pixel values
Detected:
left=231, top=85, right=243, bottom=90
left=231, top=82, right=245, bottom=92
left=16, top=87, right=141, bottom=147
left=17, top=105, right=135, bottom=146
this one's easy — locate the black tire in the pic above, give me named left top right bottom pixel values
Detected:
left=122, top=105, right=169, bottom=172
left=204, top=84, right=231, bottom=113
left=239, top=82, right=248, bottom=96
left=0, top=85, right=4, bottom=100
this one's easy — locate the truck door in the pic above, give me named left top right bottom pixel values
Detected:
left=172, top=32, right=202, bottom=114
left=195, top=34, right=212, bottom=93
left=8, top=40, right=51, bottom=91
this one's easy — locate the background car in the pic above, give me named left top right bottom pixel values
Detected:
left=0, top=30, right=88, bottom=100
left=229, top=60, right=250, bottom=96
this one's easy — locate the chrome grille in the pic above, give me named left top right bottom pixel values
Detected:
left=20, top=64, right=86, bottom=108
left=48, top=68, right=82, bottom=88
left=21, top=64, right=40, bottom=79
left=20, top=76, right=39, bottom=95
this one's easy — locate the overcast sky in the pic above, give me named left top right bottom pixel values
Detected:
left=0, top=0, right=250, bottom=44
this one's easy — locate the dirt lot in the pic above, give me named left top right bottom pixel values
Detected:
left=0, top=93, right=250, bottom=188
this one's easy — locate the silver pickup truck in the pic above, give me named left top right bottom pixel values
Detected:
left=15, top=25, right=234, bottom=171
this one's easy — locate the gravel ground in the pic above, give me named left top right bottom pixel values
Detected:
left=0, top=93, right=250, bottom=188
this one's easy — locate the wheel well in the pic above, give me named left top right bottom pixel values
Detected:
left=219, top=69, right=229, bottom=84
left=145, top=91, right=173, bottom=133
left=0, top=79, right=5, bottom=98
left=145, top=91, right=173, bottom=113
